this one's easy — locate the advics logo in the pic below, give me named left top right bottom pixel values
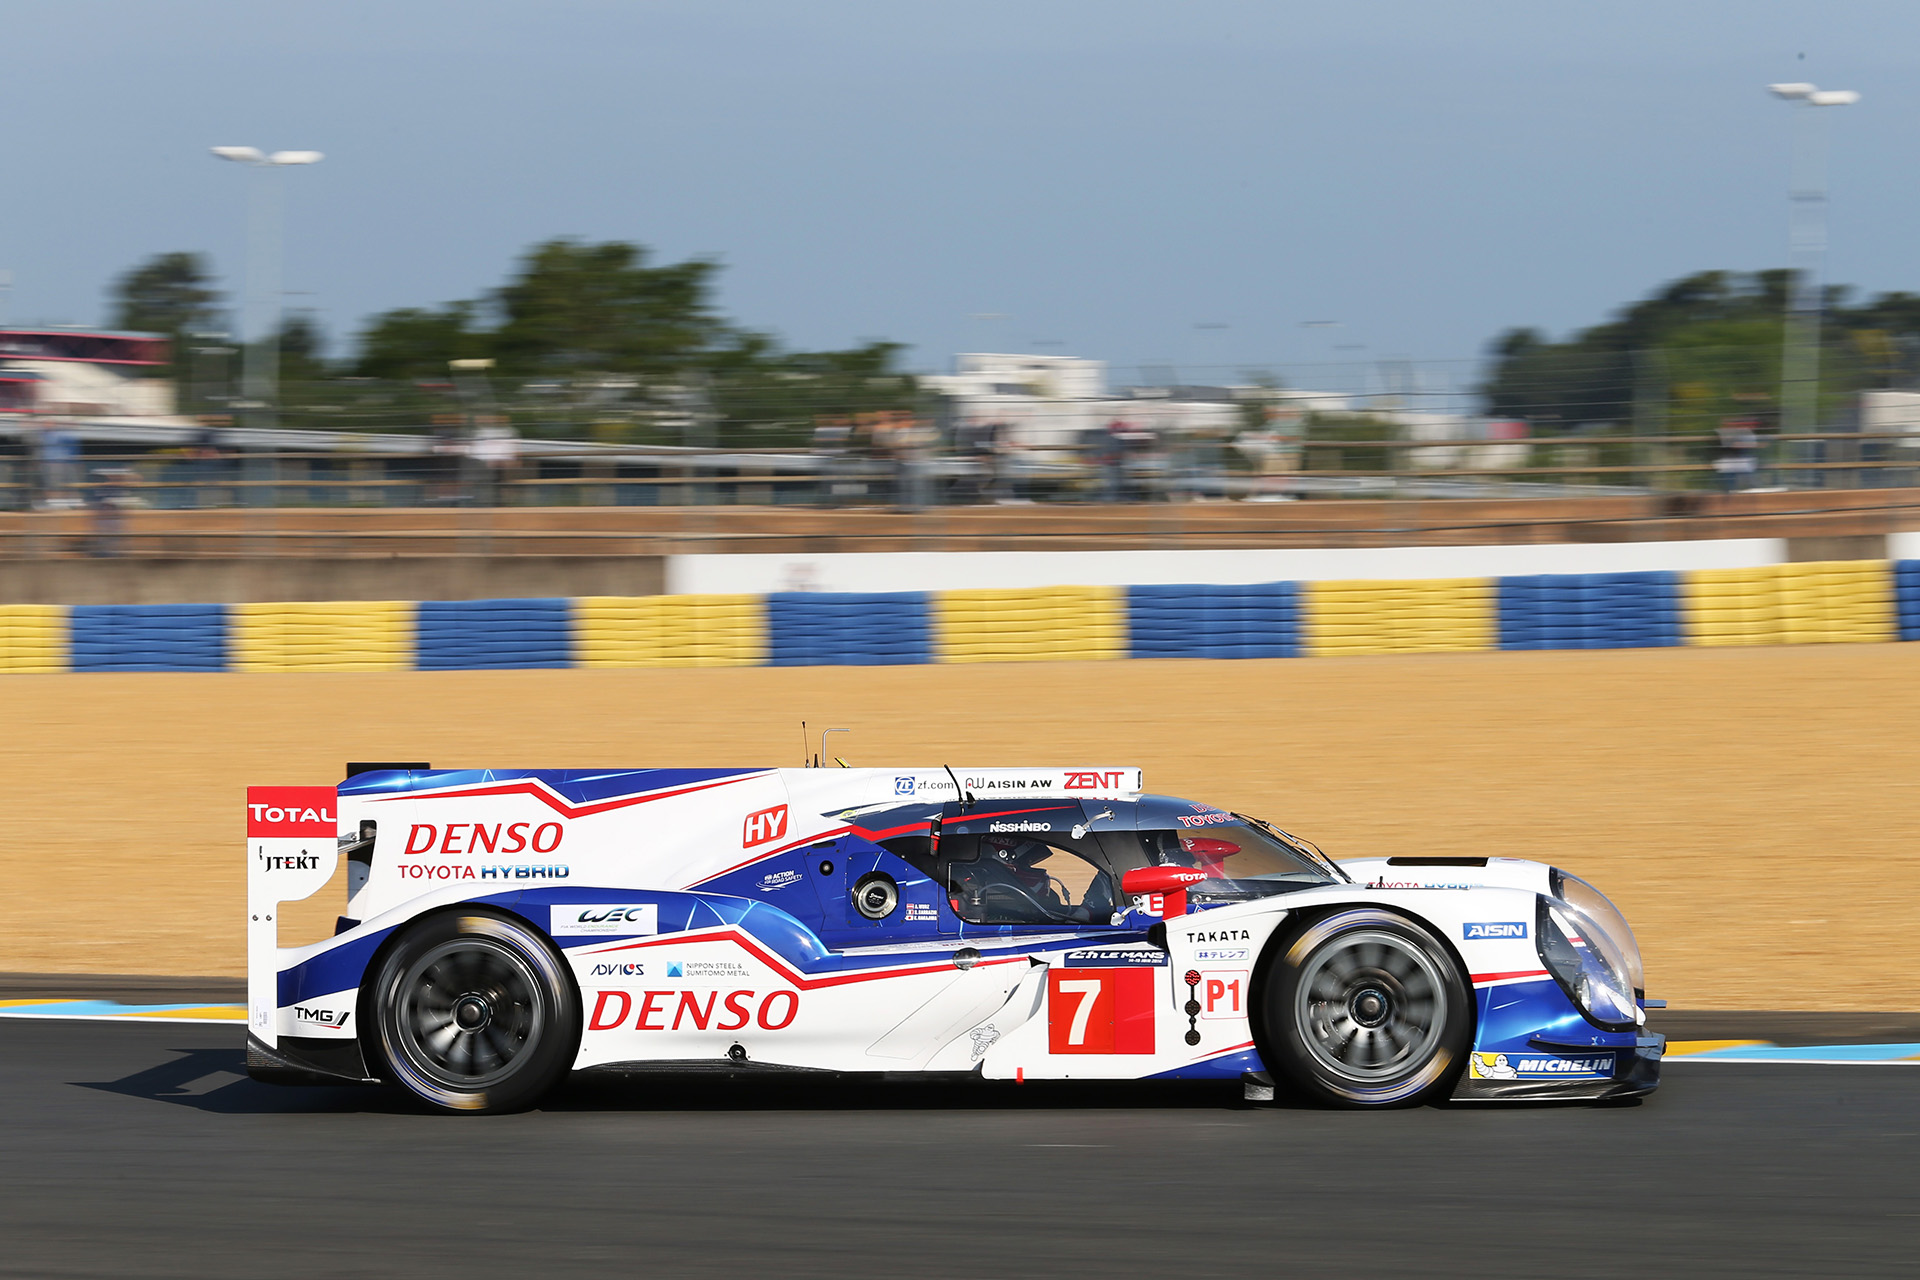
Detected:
left=742, top=804, right=789, bottom=848
left=1463, top=921, right=1528, bottom=940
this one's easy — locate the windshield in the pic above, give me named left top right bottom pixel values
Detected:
left=1132, top=818, right=1341, bottom=898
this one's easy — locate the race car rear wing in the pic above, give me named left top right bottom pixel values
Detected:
left=245, top=786, right=341, bottom=1047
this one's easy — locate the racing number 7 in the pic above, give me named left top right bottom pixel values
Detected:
left=1047, top=968, right=1155, bottom=1055
left=1057, top=980, right=1103, bottom=1047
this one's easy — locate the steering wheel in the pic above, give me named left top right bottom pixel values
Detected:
left=975, top=881, right=1077, bottom=924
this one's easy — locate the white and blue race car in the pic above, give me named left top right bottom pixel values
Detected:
left=245, top=765, right=1663, bottom=1113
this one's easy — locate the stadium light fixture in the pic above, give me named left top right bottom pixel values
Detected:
left=1768, top=82, right=1861, bottom=440
left=208, top=144, right=325, bottom=451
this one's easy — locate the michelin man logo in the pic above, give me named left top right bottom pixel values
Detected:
left=1473, top=1052, right=1518, bottom=1079
left=969, top=1026, right=1001, bottom=1059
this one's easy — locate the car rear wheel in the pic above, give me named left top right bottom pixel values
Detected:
left=372, top=910, right=579, bottom=1114
left=1263, top=908, right=1468, bottom=1107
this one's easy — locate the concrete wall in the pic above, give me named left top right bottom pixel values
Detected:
left=0, top=556, right=666, bottom=605
left=668, top=539, right=1800, bottom=594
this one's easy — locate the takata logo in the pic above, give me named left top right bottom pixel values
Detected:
left=742, top=804, right=789, bottom=847
left=1463, top=921, right=1528, bottom=940
left=1064, top=771, right=1125, bottom=790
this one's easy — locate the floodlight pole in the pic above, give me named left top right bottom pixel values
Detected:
left=1768, top=85, right=1857, bottom=442
left=210, top=148, right=323, bottom=439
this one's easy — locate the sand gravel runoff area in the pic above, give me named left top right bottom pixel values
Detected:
left=3, top=644, right=1916, bottom=1010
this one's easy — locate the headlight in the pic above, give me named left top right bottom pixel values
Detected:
left=1549, top=868, right=1644, bottom=995
left=1536, top=895, right=1639, bottom=1031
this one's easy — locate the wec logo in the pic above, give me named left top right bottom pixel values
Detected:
left=1463, top=922, right=1528, bottom=940
left=742, top=805, right=789, bottom=848
left=551, top=903, right=658, bottom=936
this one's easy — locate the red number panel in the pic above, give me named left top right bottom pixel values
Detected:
left=1047, top=968, right=1156, bottom=1055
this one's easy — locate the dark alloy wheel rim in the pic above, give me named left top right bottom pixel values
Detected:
left=393, top=938, right=543, bottom=1089
left=1294, top=930, right=1447, bottom=1083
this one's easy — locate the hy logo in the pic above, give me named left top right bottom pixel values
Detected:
left=742, top=804, right=790, bottom=848
left=1463, top=921, right=1528, bottom=940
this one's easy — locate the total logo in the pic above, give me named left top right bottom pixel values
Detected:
left=291, top=1004, right=350, bottom=1030
left=742, top=805, right=789, bottom=848
left=245, top=787, right=338, bottom=837
left=1463, top=921, right=1528, bottom=940
left=588, top=989, right=800, bottom=1032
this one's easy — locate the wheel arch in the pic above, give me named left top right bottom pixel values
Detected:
left=353, top=901, right=584, bottom=1083
left=1246, top=900, right=1478, bottom=1081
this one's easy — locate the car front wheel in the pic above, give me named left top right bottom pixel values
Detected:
left=1264, top=908, right=1469, bottom=1107
left=371, top=910, right=579, bottom=1114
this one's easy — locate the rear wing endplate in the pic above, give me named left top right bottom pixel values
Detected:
left=245, top=786, right=340, bottom=1046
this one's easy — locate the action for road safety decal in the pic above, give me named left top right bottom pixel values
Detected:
left=1047, top=968, right=1154, bottom=1055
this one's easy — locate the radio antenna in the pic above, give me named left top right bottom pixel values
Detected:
left=801, top=721, right=809, bottom=768
left=944, top=764, right=973, bottom=810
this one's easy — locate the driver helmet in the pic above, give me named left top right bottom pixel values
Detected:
left=1176, top=835, right=1241, bottom=877
left=983, top=836, right=1052, bottom=889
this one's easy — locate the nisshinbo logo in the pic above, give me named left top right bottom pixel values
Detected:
left=1463, top=921, right=1528, bottom=940
left=988, top=821, right=1051, bottom=833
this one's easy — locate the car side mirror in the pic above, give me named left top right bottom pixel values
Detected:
left=1120, top=865, right=1208, bottom=920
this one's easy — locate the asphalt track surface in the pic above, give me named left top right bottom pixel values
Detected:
left=2, top=1019, right=1916, bottom=1279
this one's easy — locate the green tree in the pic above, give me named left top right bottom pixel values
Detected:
left=276, top=313, right=331, bottom=385
left=107, top=252, right=222, bottom=371
left=352, top=302, right=485, bottom=380
left=491, top=239, right=724, bottom=377
left=1479, top=269, right=1914, bottom=435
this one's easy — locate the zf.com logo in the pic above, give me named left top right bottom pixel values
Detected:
left=1463, top=921, right=1528, bottom=940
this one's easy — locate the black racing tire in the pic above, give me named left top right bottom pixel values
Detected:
left=1262, top=908, right=1469, bottom=1108
left=371, top=909, right=579, bottom=1114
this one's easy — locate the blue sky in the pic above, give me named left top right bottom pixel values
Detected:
left=3, top=1, right=1914, bottom=379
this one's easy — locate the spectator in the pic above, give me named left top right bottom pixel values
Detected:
left=1716, top=417, right=1761, bottom=493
